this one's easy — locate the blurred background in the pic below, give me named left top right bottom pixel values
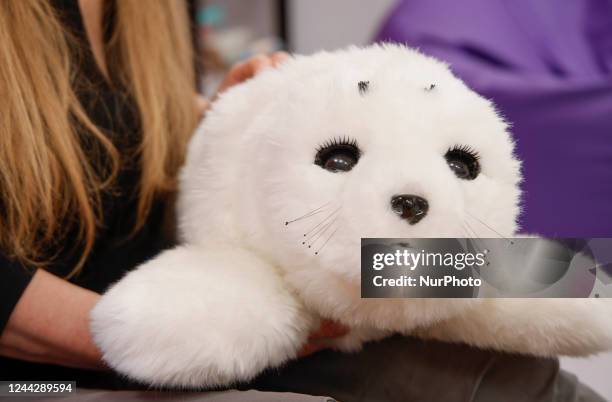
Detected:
left=190, top=0, right=612, bottom=397
left=192, top=0, right=395, bottom=95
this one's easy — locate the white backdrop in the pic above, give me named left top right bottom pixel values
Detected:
left=288, top=0, right=395, bottom=54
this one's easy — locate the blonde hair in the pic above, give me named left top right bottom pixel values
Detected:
left=0, top=0, right=198, bottom=277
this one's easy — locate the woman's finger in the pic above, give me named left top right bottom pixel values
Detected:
left=297, top=342, right=325, bottom=358
left=309, top=320, right=350, bottom=340
left=217, top=54, right=275, bottom=94
left=235, top=54, right=272, bottom=82
left=271, top=51, right=290, bottom=66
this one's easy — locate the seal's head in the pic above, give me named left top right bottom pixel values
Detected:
left=179, top=44, right=521, bottom=325
left=248, top=46, right=519, bottom=271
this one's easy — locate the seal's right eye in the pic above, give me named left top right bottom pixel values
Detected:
left=315, top=137, right=361, bottom=173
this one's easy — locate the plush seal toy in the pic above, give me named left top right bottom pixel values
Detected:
left=91, top=44, right=612, bottom=387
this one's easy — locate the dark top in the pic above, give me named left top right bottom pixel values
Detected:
left=0, top=0, right=173, bottom=386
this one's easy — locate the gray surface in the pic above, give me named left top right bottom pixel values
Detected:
left=2, top=389, right=334, bottom=402
left=249, top=335, right=606, bottom=402
left=562, top=354, right=612, bottom=400
left=1, top=336, right=605, bottom=402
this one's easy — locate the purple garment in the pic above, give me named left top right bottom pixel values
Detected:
left=375, top=0, right=612, bottom=237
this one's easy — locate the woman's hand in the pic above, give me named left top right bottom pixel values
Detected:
left=217, top=52, right=289, bottom=94
left=0, top=268, right=346, bottom=370
left=298, top=320, right=349, bottom=358
left=195, top=52, right=290, bottom=118
left=0, top=270, right=104, bottom=370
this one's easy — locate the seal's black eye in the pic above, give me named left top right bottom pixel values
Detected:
left=445, top=145, right=481, bottom=180
left=315, top=137, right=361, bottom=172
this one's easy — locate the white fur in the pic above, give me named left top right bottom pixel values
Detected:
left=91, top=44, right=612, bottom=387
left=91, top=245, right=311, bottom=387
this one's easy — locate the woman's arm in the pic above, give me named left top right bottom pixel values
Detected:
left=1, top=50, right=329, bottom=371
left=0, top=267, right=345, bottom=372
left=0, top=269, right=104, bottom=370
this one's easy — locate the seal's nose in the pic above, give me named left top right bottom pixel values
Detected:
left=390, top=194, right=429, bottom=225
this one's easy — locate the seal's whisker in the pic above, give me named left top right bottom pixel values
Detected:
left=462, top=220, right=485, bottom=254
left=285, top=209, right=326, bottom=226
left=303, top=214, right=337, bottom=244
left=305, top=216, right=337, bottom=247
left=303, top=206, right=341, bottom=237
left=465, top=211, right=514, bottom=244
left=314, top=228, right=339, bottom=256
left=285, top=201, right=332, bottom=226
left=264, top=136, right=283, bottom=147
left=460, top=222, right=472, bottom=238
left=463, top=219, right=480, bottom=238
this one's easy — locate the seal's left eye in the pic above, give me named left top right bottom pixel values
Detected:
left=445, top=145, right=481, bottom=180
left=315, top=137, right=361, bottom=173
